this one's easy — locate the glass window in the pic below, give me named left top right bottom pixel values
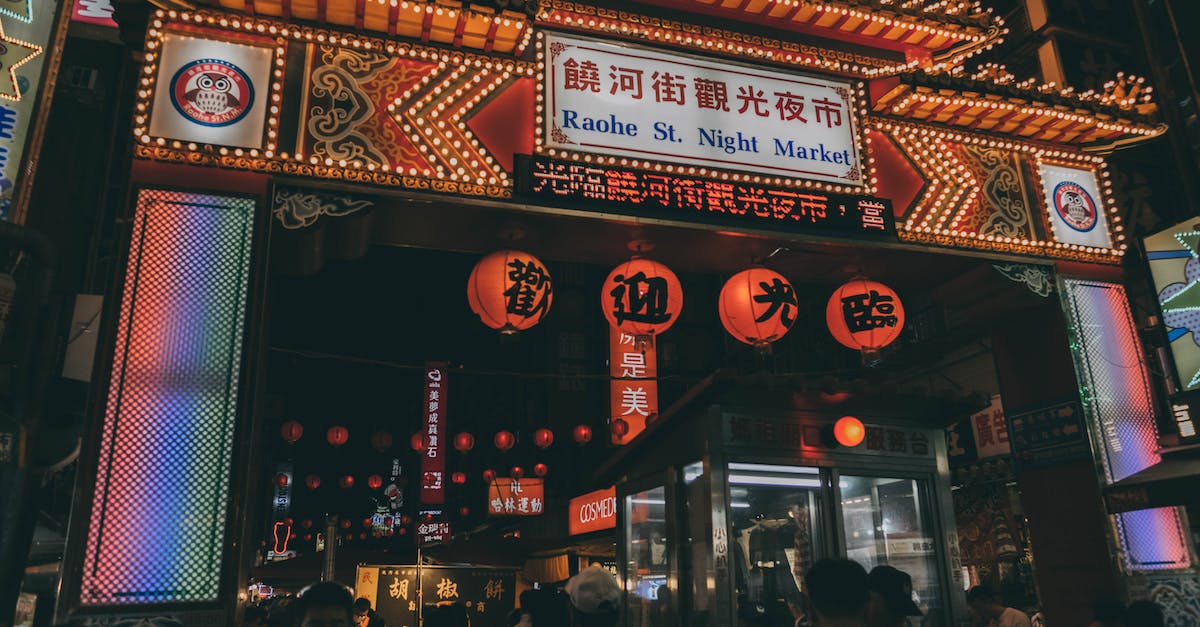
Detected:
left=840, top=475, right=945, bottom=625
left=727, top=463, right=824, bottom=627
left=625, top=486, right=669, bottom=627
left=682, top=462, right=710, bottom=623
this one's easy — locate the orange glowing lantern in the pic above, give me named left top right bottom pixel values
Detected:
left=573, top=424, right=592, bottom=445
left=273, top=473, right=289, bottom=488
left=370, top=431, right=393, bottom=453
left=305, top=474, right=320, bottom=490
left=410, top=432, right=425, bottom=452
left=533, top=428, right=554, bottom=449
left=601, top=258, right=683, bottom=339
left=482, top=469, right=496, bottom=483
left=467, top=250, right=554, bottom=334
left=460, top=506, right=471, bottom=517
left=834, top=416, right=866, bottom=447
left=719, top=268, right=798, bottom=348
left=451, top=472, right=467, bottom=485
left=510, top=466, right=524, bottom=480
left=340, top=475, right=355, bottom=489
left=494, top=430, right=515, bottom=452
left=453, top=432, right=475, bottom=453
left=280, top=420, right=303, bottom=444
left=826, top=279, right=905, bottom=364
left=611, top=419, right=630, bottom=438
left=367, top=475, right=383, bottom=490
left=326, top=426, right=349, bottom=447
left=534, top=463, right=548, bottom=477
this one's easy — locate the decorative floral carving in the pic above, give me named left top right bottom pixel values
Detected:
left=992, top=263, right=1054, bottom=298
left=272, top=187, right=374, bottom=229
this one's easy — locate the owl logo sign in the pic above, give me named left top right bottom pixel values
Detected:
left=1052, top=181, right=1098, bottom=233
left=170, top=58, right=254, bottom=127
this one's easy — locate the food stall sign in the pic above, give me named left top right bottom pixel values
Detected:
left=487, top=478, right=545, bottom=516
left=569, top=486, right=617, bottom=535
left=542, top=32, right=864, bottom=187
left=364, top=566, right=516, bottom=627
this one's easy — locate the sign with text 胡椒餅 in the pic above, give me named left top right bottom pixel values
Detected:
left=542, top=32, right=864, bottom=188
left=1006, top=400, right=1090, bottom=470
left=364, top=566, right=516, bottom=627
left=520, top=156, right=895, bottom=240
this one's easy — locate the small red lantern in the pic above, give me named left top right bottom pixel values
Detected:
left=410, top=432, right=425, bottom=452
left=400, top=515, right=412, bottom=526
left=601, top=258, right=683, bottom=338
left=611, top=419, right=629, bottom=437
left=482, top=469, right=496, bottom=483
left=280, top=420, right=304, bottom=444
left=719, top=268, right=798, bottom=349
left=363, top=518, right=374, bottom=528
left=383, top=516, right=393, bottom=527
left=459, top=506, right=470, bottom=517
left=533, top=428, right=554, bottom=449
left=273, top=473, right=289, bottom=488
left=359, top=532, right=367, bottom=540
left=467, top=250, right=554, bottom=334
left=826, top=279, right=905, bottom=364
left=340, top=475, right=355, bottom=489
left=340, top=519, right=352, bottom=529
left=573, top=424, right=593, bottom=445
left=398, top=527, right=408, bottom=536
left=326, top=426, right=349, bottom=447
left=534, top=463, right=548, bottom=477
left=510, top=466, right=524, bottom=480
left=304, top=533, right=314, bottom=542
left=451, top=472, right=467, bottom=485
left=494, top=430, right=515, bottom=452
left=302, top=519, right=313, bottom=529
left=834, top=416, right=866, bottom=447
left=454, top=432, right=476, bottom=453
left=371, top=431, right=393, bottom=453
left=367, top=474, right=383, bottom=490
left=305, top=474, right=321, bottom=490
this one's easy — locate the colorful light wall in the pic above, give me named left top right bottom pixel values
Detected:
left=1060, top=278, right=1191, bottom=570
left=79, top=189, right=256, bottom=605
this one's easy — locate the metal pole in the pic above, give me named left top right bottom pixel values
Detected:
left=416, top=545, right=422, bottom=626
left=323, top=515, right=338, bottom=582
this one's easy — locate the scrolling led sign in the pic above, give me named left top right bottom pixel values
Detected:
left=519, top=156, right=895, bottom=239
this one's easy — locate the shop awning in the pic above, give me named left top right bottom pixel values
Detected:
left=1103, top=449, right=1200, bottom=513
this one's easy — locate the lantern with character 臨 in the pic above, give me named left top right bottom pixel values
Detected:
left=826, top=279, right=905, bottom=365
left=467, top=250, right=554, bottom=334
left=601, top=258, right=683, bottom=342
left=719, top=267, right=798, bottom=351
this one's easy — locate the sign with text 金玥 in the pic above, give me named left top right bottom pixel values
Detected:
left=421, top=364, right=446, bottom=505
left=487, top=478, right=544, bottom=516
left=543, top=32, right=863, bottom=187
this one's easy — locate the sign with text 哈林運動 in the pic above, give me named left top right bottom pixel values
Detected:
left=542, top=32, right=863, bottom=187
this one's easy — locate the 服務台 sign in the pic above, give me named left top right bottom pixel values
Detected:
left=543, top=32, right=863, bottom=187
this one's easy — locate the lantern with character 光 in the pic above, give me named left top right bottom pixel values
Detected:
left=826, top=279, right=905, bottom=366
left=601, top=258, right=683, bottom=342
left=467, top=250, right=553, bottom=334
left=719, top=267, right=798, bottom=351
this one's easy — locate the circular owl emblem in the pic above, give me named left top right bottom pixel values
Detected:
left=1052, top=181, right=1098, bottom=232
left=170, top=58, right=254, bottom=127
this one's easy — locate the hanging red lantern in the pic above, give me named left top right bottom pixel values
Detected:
left=340, top=475, right=355, bottom=489
left=410, top=432, right=425, bottom=452
left=482, top=469, right=496, bottom=483
left=359, top=532, right=368, bottom=540
left=363, top=517, right=374, bottom=528
left=367, top=474, right=383, bottom=490
left=304, top=533, right=314, bottom=542
left=459, top=506, right=471, bottom=517
left=454, top=432, right=476, bottom=453
left=398, top=527, right=408, bottom=536
left=326, top=426, right=349, bottom=447
left=467, top=250, right=554, bottom=334
left=305, top=474, right=321, bottom=490
left=510, top=466, right=524, bottom=480
left=533, top=428, right=554, bottom=449
left=833, top=416, right=866, bottom=447
left=826, top=279, right=905, bottom=364
left=371, top=431, right=393, bottom=453
left=273, top=473, right=289, bottom=488
left=573, top=424, right=593, bottom=445
left=601, top=258, right=683, bottom=338
left=451, top=472, right=467, bottom=485
left=534, top=463, right=548, bottom=477
left=280, top=420, right=304, bottom=444
left=302, top=519, right=314, bottom=529
left=494, top=430, right=515, bottom=452
left=340, top=519, right=352, bottom=529
left=719, top=268, right=798, bottom=348
left=611, top=419, right=629, bottom=437
left=400, top=515, right=412, bottom=526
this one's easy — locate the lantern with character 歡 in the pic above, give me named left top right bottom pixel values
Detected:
left=719, top=267, right=799, bottom=350
left=467, top=250, right=554, bottom=334
left=825, top=279, right=905, bottom=365
left=601, top=258, right=683, bottom=341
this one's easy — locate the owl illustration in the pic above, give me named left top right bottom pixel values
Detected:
left=183, top=73, right=241, bottom=114
left=1060, top=190, right=1090, bottom=224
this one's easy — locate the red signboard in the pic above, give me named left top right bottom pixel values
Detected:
left=421, top=363, right=446, bottom=505
left=569, top=487, right=617, bottom=536
left=609, top=328, right=657, bottom=379
left=487, top=479, right=545, bottom=516
left=71, top=0, right=118, bottom=27
left=610, top=328, right=658, bottom=445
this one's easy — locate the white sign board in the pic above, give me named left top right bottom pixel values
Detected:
left=1039, top=162, right=1113, bottom=249
left=543, top=32, right=863, bottom=187
left=150, top=33, right=273, bottom=149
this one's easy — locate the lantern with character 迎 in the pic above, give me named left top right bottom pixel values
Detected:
left=601, top=258, right=683, bottom=343
left=826, top=279, right=905, bottom=365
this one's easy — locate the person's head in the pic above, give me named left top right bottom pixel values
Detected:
left=805, top=558, right=869, bottom=625
left=1092, top=598, right=1124, bottom=626
left=966, top=585, right=1002, bottom=620
left=243, top=605, right=268, bottom=627
left=352, top=598, right=372, bottom=622
left=1124, top=600, right=1165, bottom=627
left=566, top=565, right=621, bottom=627
left=508, top=608, right=534, bottom=627
left=295, top=582, right=355, bottom=627
left=866, top=566, right=922, bottom=626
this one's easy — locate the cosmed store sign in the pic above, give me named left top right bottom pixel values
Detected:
left=544, top=32, right=863, bottom=187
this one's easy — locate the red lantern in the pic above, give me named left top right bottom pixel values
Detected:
left=410, top=432, right=425, bottom=452
left=834, top=416, right=866, bottom=447
left=371, top=431, right=393, bottom=453
left=611, top=419, right=629, bottom=437
left=533, top=428, right=554, bottom=449
left=494, top=430, right=515, bottom=452
left=467, top=250, right=554, bottom=334
left=719, top=268, right=798, bottom=348
left=363, top=517, right=374, bottom=528
left=510, top=466, right=524, bottom=480
left=826, top=279, right=905, bottom=364
left=400, top=515, right=412, bottom=526
left=451, top=472, right=467, bottom=485
left=359, top=532, right=367, bottom=540
left=601, top=258, right=683, bottom=338
left=482, top=469, right=496, bottom=483
left=454, top=432, right=476, bottom=453
left=573, top=424, right=593, bottom=445
left=305, top=474, right=321, bottom=490
left=340, top=475, right=355, bottom=489
left=326, top=426, right=349, bottom=447
left=459, top=506, right=471, bottom=517
left=280, top=420, right=303, bottom=444
left=304, top=533, right=314, bottom=542
left=367, top=474, right=383, bottom=490
left=273, top=473, right=289, bottom=488
left=302, top=519, right=313, bottom=529
left=340, top=519, right=352, bottom=529
left=534, top=463, right=548, bottom=477
left=398, top=527, right=408, bottom=536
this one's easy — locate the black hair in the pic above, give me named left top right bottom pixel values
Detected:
left=244, top=605, right=269, bottom=622
left=507, top=607, right=532, bottom=626
left=1124, top=600, right=1165, bottom=627
left=295, top=582, right=354, bottom=622
left=354, top=598, right=372, bottom=612
left=804, top=558, right=869, bottom=619
left=966, top=585, right=998, bottom=604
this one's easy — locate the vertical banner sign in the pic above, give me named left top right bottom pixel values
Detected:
left=609, top=327, right=657, bottom=445
left=421, top=363, right=446, bottom=505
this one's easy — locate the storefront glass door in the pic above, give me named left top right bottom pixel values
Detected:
left=625, top=485, right=670, bottom=627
